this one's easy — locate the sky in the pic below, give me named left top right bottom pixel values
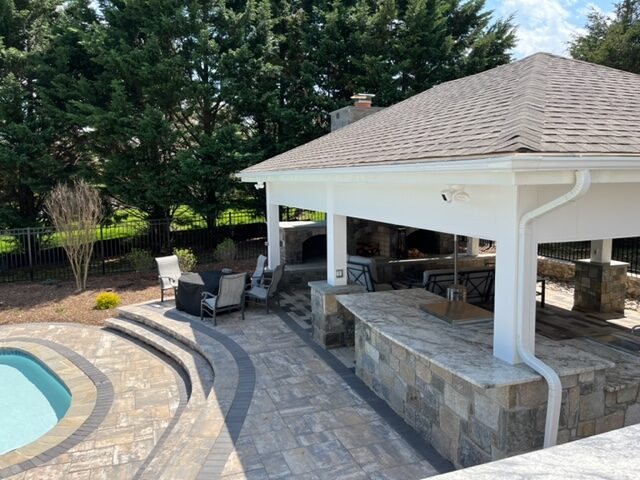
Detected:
left=485, top=0, right=614, bottom=58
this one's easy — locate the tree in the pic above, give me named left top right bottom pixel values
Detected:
left=86, top=0, right=191, bottom=220
left=0, top=0, right=96, bottom=228
left=44, top=180, right=102, bottom=290
left=570, top=0, right=640, bottom=74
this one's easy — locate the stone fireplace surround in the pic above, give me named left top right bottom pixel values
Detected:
left=279, top=219, right=457, bottom=267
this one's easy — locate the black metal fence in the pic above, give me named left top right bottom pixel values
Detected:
left=0, top=209, right=326, bottom=283
left=536, top=239, right=640, bottom=274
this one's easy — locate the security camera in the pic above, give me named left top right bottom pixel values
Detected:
left=441, top=185, right=470, bottom=203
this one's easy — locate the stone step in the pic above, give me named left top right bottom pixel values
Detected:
left=116, top=304, right=240, bottom=400
left=105, top=317, right=224, bottom=479
left=110, top=306, right=245, bottom=479
left=105, top=317, right=214, bottom=402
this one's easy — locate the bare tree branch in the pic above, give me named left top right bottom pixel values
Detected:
left=44, top=180, right=103, bottom=291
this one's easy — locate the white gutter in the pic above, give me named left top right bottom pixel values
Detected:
left=516, top=169, right=592, bottom=448
left=238, top=154, right=640, bottom=182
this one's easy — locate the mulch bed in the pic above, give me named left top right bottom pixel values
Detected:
left=0, top=260, right=255, bottom=327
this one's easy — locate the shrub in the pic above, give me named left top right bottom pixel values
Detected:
left=126, top=248, right=153, bottom=273
left=214, top=238, right=237, bottom=263
left=174, top=247, right=197, bottom=272
left=95, top=291, right=121, bottom=310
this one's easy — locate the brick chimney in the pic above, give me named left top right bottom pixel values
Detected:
left=330, top=93, right=384, bottom=131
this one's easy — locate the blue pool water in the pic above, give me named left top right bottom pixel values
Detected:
left=0, top=350, right=72, bottom=455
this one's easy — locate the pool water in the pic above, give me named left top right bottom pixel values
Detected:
left=0, top=350, right=72, bottom=455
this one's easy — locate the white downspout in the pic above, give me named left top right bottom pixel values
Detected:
left=516, top=169, right=592, bottom=448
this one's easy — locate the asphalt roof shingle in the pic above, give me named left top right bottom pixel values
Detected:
left=242, top=53, right=640, bottom=174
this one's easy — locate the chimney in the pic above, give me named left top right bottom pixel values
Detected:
left=351, top=93, right=374, bottom=108
left=330, top=93, right=384, bottom=132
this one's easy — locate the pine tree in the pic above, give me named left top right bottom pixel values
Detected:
left=570, top=0, right=640, bottom=74
left=0, top=0, right=97, bottom=228
left=87, top=0, right=193, bottom=219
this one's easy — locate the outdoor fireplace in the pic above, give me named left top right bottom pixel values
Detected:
left=279, top=221, right=327, bottom=264
left=406, top=229, right=454, bottom=257
left=302, top=235, right=327, bottom=263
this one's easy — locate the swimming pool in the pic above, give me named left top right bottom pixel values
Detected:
left=0, top=349, right=72, bottom=455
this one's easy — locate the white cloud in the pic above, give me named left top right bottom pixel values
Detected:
left=497, top=0, right=585, bottom=57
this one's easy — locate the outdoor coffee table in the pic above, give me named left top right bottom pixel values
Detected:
left=176, top=271, right=229, bottom=316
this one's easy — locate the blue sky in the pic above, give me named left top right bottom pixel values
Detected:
left=485, top=0, right=614, bottom=58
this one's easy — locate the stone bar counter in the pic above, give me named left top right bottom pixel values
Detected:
left=335, top=289, right=624, bottom=469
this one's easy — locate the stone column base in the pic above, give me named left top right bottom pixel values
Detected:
left=309, top=281, right=365, bottom=348
left=573, top=260, right=628, bottom=313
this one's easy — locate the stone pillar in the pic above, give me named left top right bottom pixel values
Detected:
left=265, top=186, right=281, bottom=269
left=309, top=281, right=364, bottom=348
left=573, top=260, right=628, bottom=314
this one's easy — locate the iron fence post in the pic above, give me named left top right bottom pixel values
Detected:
left=26, top=227, right=34, bottom=281
left=100, top=225, right=106, bottom=275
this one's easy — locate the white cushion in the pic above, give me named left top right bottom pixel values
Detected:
left=203, top=297, right=217, bottom=309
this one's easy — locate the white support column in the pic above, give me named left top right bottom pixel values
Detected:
left=590, top=239, right=613, bottom=264
left=327, top=213, right=348, bottom=286
left=493, top=232, right=522, bottom=364
left=265, top=184, right=281, bottom=270
left=467, top=237, right=480, bottom=256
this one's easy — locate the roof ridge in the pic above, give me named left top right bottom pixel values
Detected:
left=536, top=51, right=640, bottom=79
left=493, top=54, right=549, bottom=152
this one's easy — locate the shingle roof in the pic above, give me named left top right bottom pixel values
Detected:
left=242, top=53, right=640, bottom=174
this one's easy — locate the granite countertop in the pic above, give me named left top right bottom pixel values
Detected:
left=337, top=289, right=614, bottom=389
left=430, top=423, right=640, bottom=479
left=565, top=337, right=640, bottom=391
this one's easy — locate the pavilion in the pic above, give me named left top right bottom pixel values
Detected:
left=239, top=53, right=640, bottom=465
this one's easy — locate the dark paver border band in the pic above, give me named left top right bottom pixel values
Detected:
left=275, top=305, right=455, bottom=475
left=162, top=309, right=257, bottom=479
left=0, top=336, right=114, bottom=478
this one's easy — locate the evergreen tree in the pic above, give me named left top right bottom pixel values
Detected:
left=570, top=0, right=640, bottom=74
left=87, top=0, right=192, bottom=219
left=0, top=0, right=96, bottom=228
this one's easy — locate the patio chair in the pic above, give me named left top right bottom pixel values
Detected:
left=246, top=264, right=285, bottom=313
left=347, top=255, right=394, bottom=292
left=156, top=255, right=182, bottom=302
left=201, top=273, right=247, bottom=325
left=251, top=254, right=268, bottom=287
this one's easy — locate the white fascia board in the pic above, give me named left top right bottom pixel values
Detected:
left=238, top=154, right=640, bottom=186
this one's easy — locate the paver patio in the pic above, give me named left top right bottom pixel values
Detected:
left=4, top=281, right=634, bottom=479
left=0, top=290, right=453, bottom=479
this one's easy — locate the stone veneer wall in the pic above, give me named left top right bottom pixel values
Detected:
left=537, top=257, right=575, bottom=281
left=310, top=282, right=364, bottom=348
left=353, top=317, right=640, bottom=469
left=538, top=256, right=640, bottom=300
